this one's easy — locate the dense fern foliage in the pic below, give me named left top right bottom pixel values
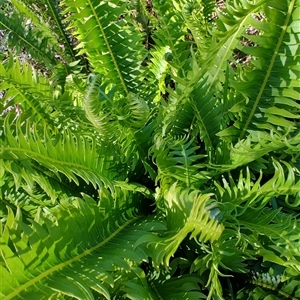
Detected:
left=0, top=0, right=299, bottom=299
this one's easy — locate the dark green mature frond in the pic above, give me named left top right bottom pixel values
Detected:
left=0, top=198, right=166, bottom=299
left=150, top=274, right=206, bottom=299
left=62, top=0, right=146, bottom=95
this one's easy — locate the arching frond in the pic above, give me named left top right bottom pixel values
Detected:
left=214, top=160, right=300, bottom=210
left=0, top=10, right=56, bottom=68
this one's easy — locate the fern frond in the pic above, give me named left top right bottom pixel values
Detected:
left=214, top=160, right=300, bottom=209
left=151, top=0, right=191, bottom=77
left=0, top=198, right=165, bottom=299
left=62, top=0, right=146, bottom=95
left=0, top=56, right=54, bottom=124
left=152, top=135, right=212, bottom=188
left=150, top=274, right=206, bottom=299
left=230, top=0, right=300, bottom=139
left=0, top=10, right=56, bottom=68
left=0, top=118, right=122, bottom=193
left=239, top=208, right=300, bottom=273
left=136, top=184, right=224, bottom=267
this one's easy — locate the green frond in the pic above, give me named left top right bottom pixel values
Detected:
left=214, top=159, right=300, bottom=209
left=83, top=74, right=154, bottom=176
left=137, top=184, right=224, bottom=267
left=0, top=10, right=56, bottom=68
left=62, top=0, right=146, bottom=95
left=238, top=208, right=300, bottom=274
left=178, top=0, right=215, bottom=52
left=152, top=135, right=211, bottom=188
left=0, top=198, right=165, bottom=299
left=230, top=0, right=300, bottom=139
left=150, top=274, right=206, bottom=299
left=0, top=56, right=54, bottom=125
left=11, top=0, right=77, bottom=61
left=229, top=131, right=300, bottom=168
left=151, top=0, right=191, bottom=77
left=0, top=118, right=123, bottom=193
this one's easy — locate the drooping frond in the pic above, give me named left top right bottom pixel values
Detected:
left=0, top=198, right=166, bottom=299
left=62, top=0, right=146, bottom=95
left=11, top=0, right=76, bottom=61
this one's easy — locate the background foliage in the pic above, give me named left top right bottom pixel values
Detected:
left=0, top=0, right=300, bottom=299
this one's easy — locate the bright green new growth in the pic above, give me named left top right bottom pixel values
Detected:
left=0, top=0, right=299, bottom=299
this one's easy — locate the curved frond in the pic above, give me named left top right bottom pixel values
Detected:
left=136, top=184, right=224, bottom=267
left=214, top=160, right=300, bottom=209
left=0, top=10, right=56, bottom=68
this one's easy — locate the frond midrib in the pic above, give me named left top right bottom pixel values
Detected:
left=239, top=0, right=296, bottom=139
left=0, top=146, right=105, bottom=182
left=86, top=0, right=129, bottom=95
left=45, top=0, right=76, bottom=61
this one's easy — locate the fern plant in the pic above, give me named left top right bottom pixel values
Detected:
left=0, top=0, right=299, bottom=299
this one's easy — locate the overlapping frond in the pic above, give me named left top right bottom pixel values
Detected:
left=152, top=135, right=210, bottom=188
left=0, top=10, right=56, bottom=68
left=0, top=198, right=165, bottom=299
left=151, top=0, right=190, bottom=77
left=214, top=159, right=300, bottom=209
